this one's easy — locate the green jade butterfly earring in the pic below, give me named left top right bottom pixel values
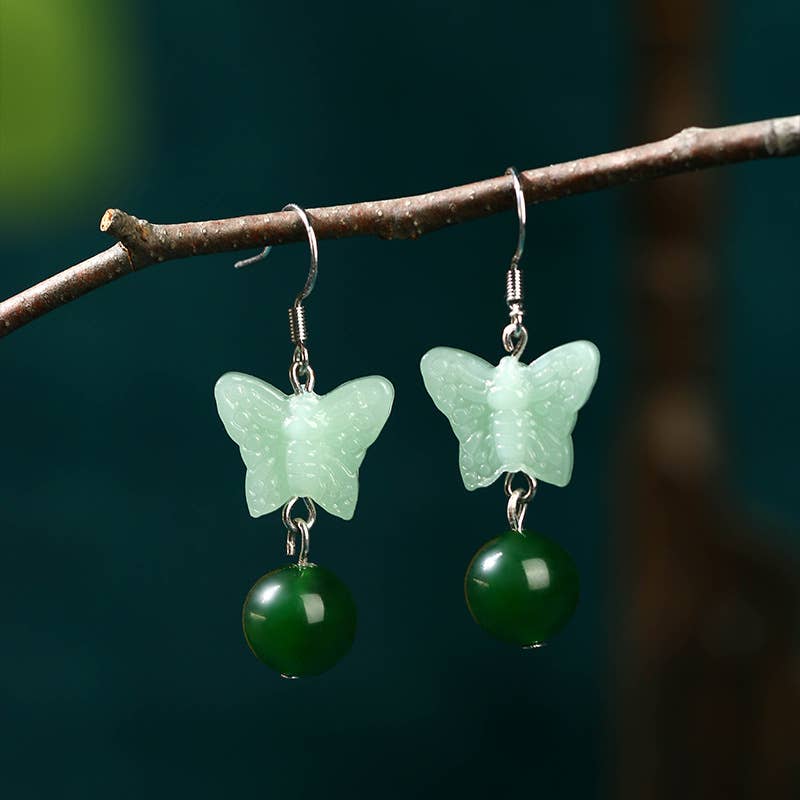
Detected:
left=215, top=204, right=394, bottom=677
left=420, top=168, right=600, bottom=647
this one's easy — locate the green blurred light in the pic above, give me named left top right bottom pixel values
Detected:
left=0, top=0, right=140, bottom=223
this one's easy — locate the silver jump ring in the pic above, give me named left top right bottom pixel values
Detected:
left=504, top=472, right=537, bottom=530
left=504, top=471, right=537, bottom=502
left=282, top=496, right=317, bottom=534
left=282, top=497, right=316, bottom=566
left=502, top=323, right=528, bottom=358
left=292, top=343, right=310, bottom=364
left=289, top=360, right=316, bottom=393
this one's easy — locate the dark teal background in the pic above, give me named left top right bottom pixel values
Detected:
left=1, top=2, right=798, bottom=798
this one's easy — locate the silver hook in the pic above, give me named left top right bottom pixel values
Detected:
left=502, top=168, right=528, bottom=358
left=234, top=204, right=319, bottom=305
left=234, top=203, right=320, bottom=393
left=506, top=166, right=526, bottom=268
left=283, top=204, right=318, bottom=305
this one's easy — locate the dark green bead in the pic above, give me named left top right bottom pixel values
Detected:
left=464, top=530, right=579, bottom=647
left=242, top=563, right=356, bottom=678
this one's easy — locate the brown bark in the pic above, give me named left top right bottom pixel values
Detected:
left=1, top=116, right=798, bottom=337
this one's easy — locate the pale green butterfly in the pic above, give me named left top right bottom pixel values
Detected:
left=215, top=372, right=394, bottom=520
left=420, top=340, right=599, bottom=490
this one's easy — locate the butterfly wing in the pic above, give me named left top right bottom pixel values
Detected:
left=522, top=339, right=600, bottom=486
left=307, top=376, right=394, bottom=520
left=214, top=372, right=290, bottom=518
left=420, top=347, right=495, bottom=491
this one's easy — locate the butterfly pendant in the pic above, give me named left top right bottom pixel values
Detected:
left=420, top=341, right=599, bottom=490
left=214, top=372, right=394, bottom=520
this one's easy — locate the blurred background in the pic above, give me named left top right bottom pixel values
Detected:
left=1, top=1, right=798, bottom=798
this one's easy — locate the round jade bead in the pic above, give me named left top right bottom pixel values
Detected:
left=242, top=563, right=356, bottom=678
left=464, top=530, right=579, bottom=646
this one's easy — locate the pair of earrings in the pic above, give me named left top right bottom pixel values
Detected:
left=214, top=172, right=600, bottom=678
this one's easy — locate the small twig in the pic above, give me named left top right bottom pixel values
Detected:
left=1, top=115, right=798, bottom=337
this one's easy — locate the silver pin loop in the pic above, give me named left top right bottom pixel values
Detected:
left=282, top=496, right=316, bottom=566
left=504, top=472, right=537, bottom=532
left=285, top=519, right=310, bottom=567
left=289, top=358, right=316, bottom=393
left=502, top=322, right=529, bottom=358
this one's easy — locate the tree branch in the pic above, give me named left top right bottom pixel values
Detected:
left=2, top=115, right=798, bottom=338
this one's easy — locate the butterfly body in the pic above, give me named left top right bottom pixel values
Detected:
left=281, top=393, right=326, bottom=501
left=420, top=341, right=599, bottom=490
left=487, top=357, right=533, bottom=411
left=215, top=372, right=394, bottom=520
left=283, top=394, right=324, bottom=439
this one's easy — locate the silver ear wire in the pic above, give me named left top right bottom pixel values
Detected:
left=501, top=174, right=535, bottom=537
left=283, top=204, right=318, bottom=365
left=274, top=203, right=319, bottom=394
left=233, top=203, right=320, bottom=392
left=278, top=205, right=319, bottom=394
left=234, top=245, right=273, bottom=269
left=282, top=203, right=318, bottom=304
left=507, top=166, right=526, bottom=268
left=502, top=167, right=528, bottom=358
left=234, top=203, right=319, bottom=296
